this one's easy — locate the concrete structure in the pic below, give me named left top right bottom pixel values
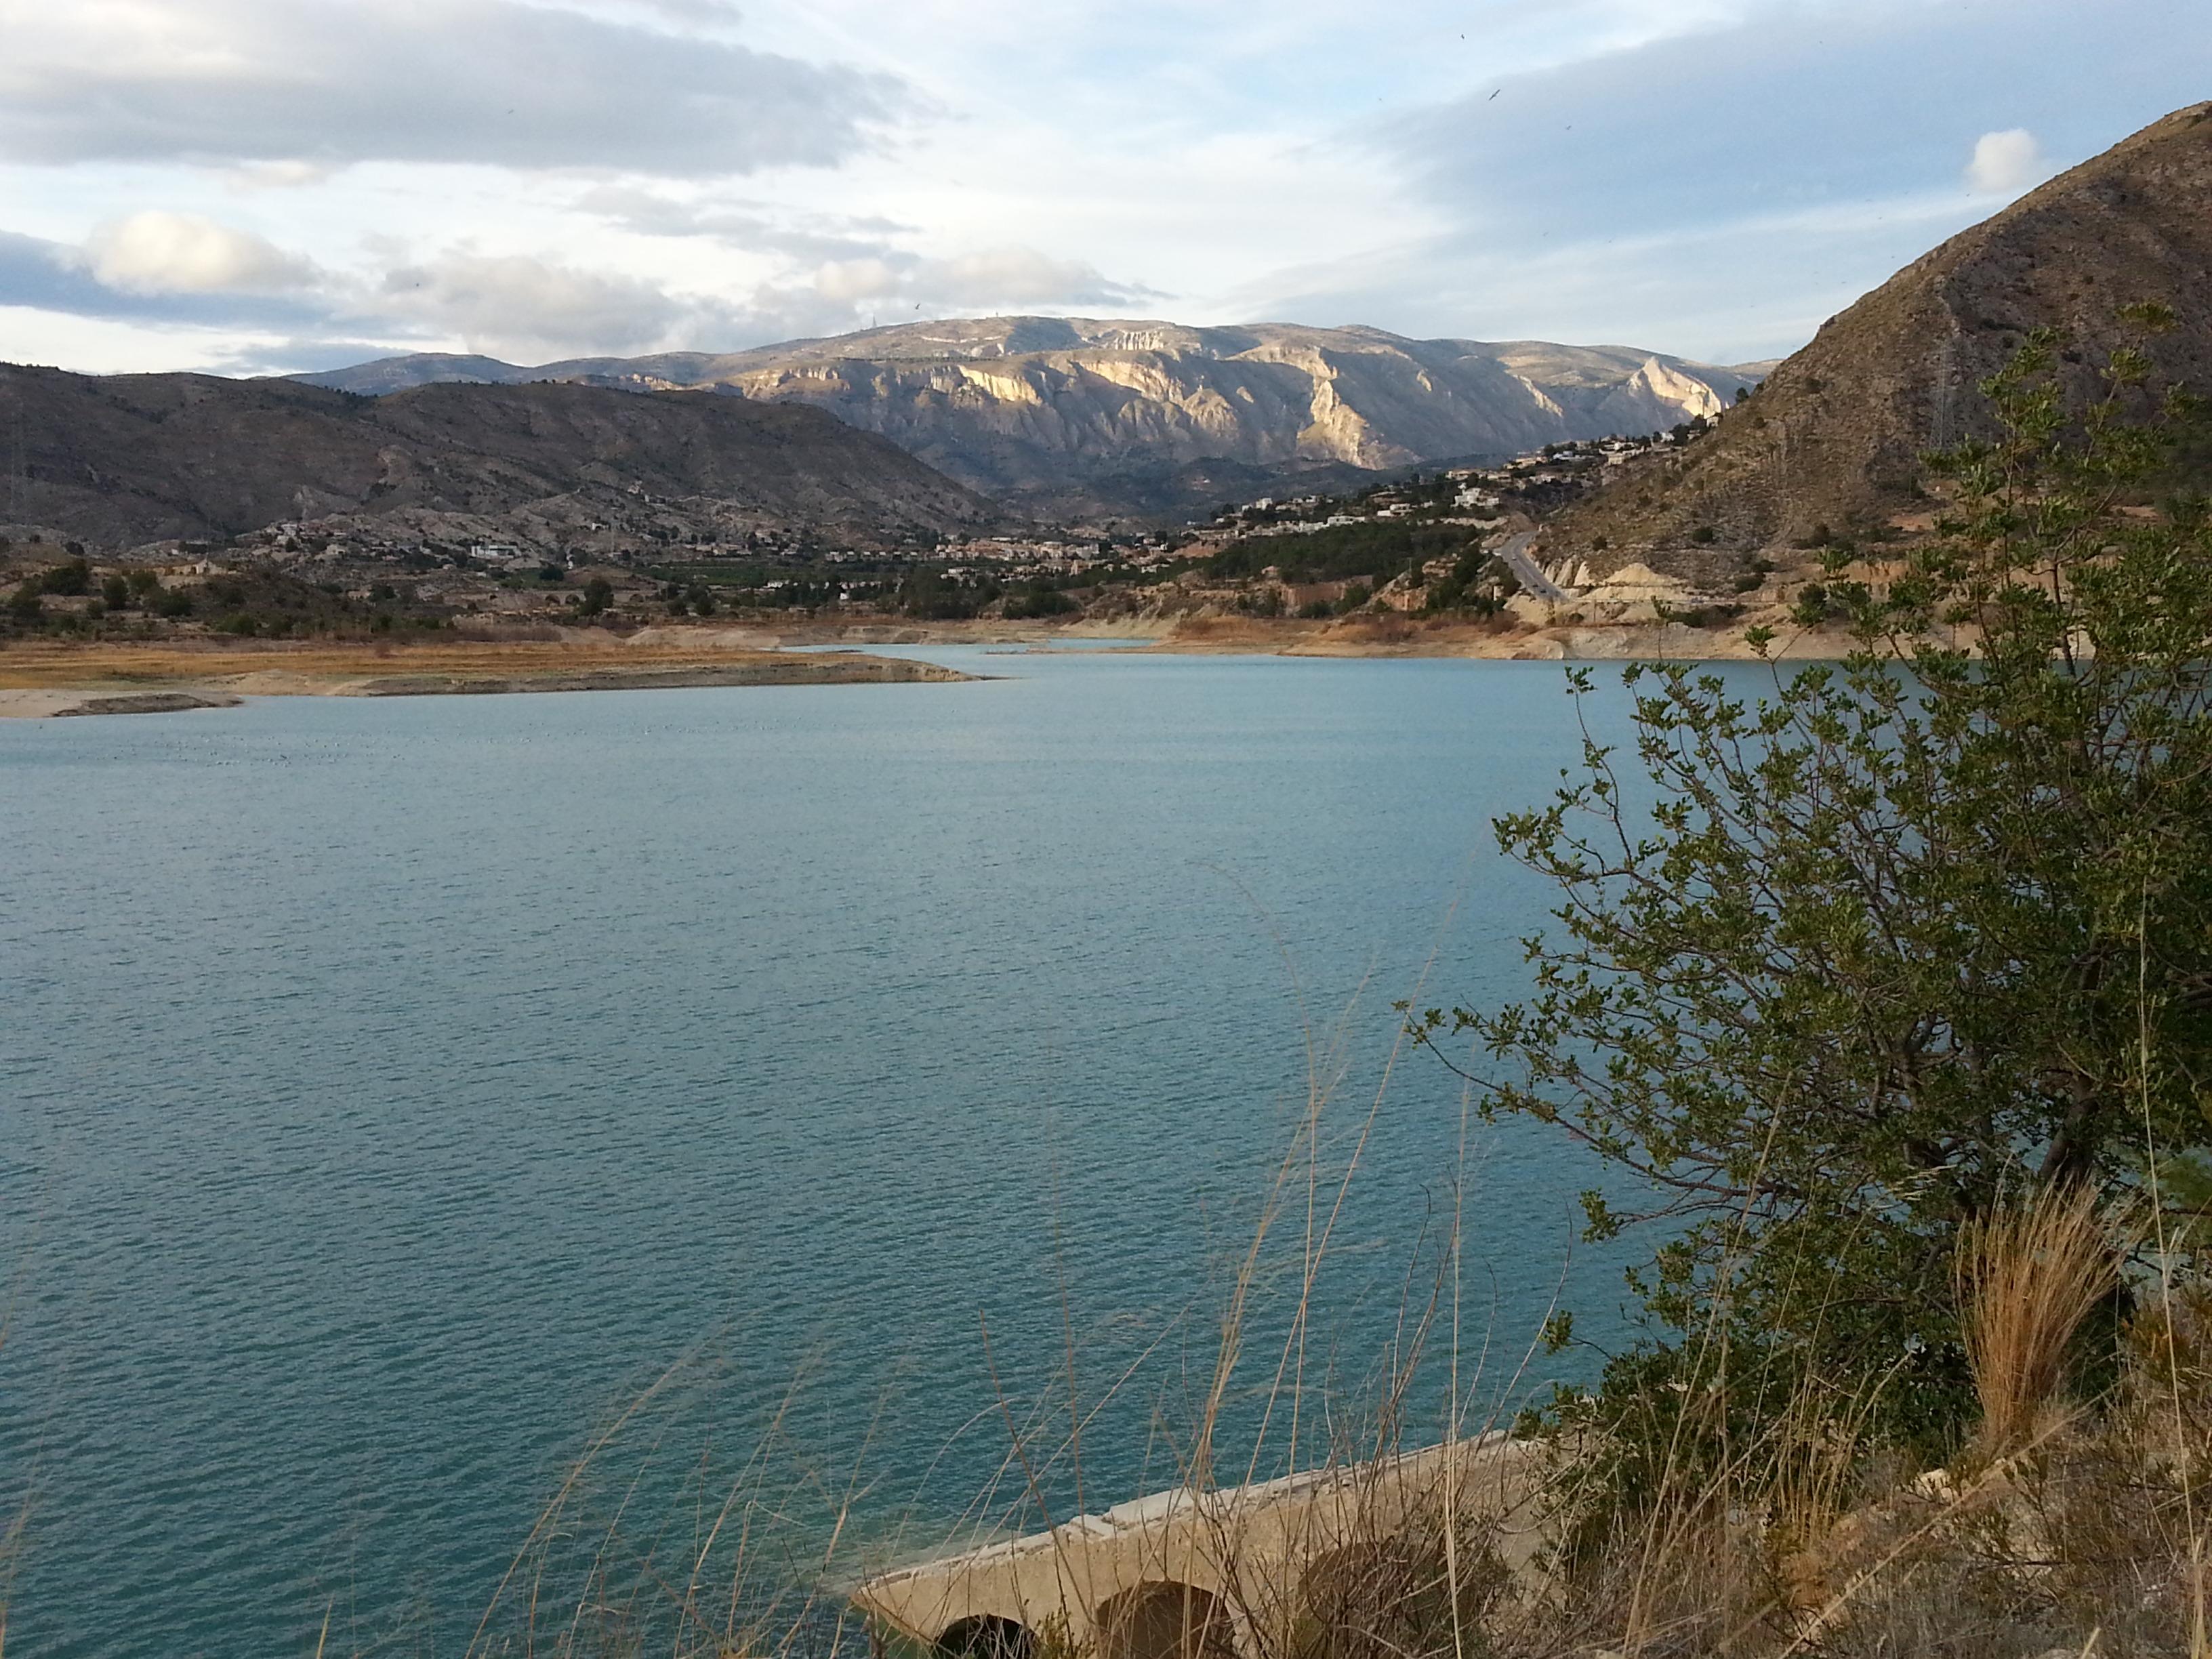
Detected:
left=853, top=1435, right=1549, bottom=1659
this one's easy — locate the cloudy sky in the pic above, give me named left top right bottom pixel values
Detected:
left=0, top=0, right=2203, bottom=376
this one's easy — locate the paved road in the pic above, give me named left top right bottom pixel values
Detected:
left=1493, top=529, right=1570, bottom=602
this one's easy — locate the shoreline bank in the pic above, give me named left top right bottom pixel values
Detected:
left=0, top=617, right=1856, bottom=716
left=0, top=642, right=974, bottom=717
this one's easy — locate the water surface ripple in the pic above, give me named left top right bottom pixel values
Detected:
left=3, top=651, right=1668, bottom=1656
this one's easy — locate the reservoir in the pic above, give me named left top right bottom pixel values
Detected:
left=1, top=650, right=1685, bottom=1657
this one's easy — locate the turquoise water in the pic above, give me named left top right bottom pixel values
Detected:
left=2, top=651, right=1666, bottom=1656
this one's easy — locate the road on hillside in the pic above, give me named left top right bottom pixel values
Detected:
left=1493, top=530, right=1570, bottom=602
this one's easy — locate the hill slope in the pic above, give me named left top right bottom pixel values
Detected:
left=0, top=366, right=997, bottom=550
left=295, top=321, right=1768, bottom=519
left=1546, top=102, right=2212, bottom=578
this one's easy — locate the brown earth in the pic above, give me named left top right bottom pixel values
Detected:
left=0, top=637, right=973, bottom=715
left=705, top=611, right=1859, bottom=661
left=1140, top=612, right=1851, bottom=661
left=0, top=614, right=1859, bottom=718
left=1544, top=102, right=2212, bottom=581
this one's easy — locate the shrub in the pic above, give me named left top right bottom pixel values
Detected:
left=1788, top=581, right=1832, bottom=626
left=41, top=557, right=90, bottom=596
left=1412, top=319, right=2212, bottom=1473
left=1004, top=586, right=1076, bottom=620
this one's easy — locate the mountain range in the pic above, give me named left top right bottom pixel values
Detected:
left=1547, top=100, right=2212, bottom=583
left=28, top=99, right=2210, bottom=566
left=294, top=323, right=1774, bottom=520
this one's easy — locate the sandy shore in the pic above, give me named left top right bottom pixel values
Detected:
left=0, top=617, right=1857, bottom=717
left=1128, top=615, right=1853, bottom=659
left=0, top=639, right=974, bottom=717
left=760, top=614, right=1855, bottom=661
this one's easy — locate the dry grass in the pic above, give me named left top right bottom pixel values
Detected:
left=1958, top=1185, right=2123, bottom=1462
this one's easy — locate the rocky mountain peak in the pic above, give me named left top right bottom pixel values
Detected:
left=297, top=320, right=1767, bottom=520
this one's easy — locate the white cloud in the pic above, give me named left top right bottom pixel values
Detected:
left=1965, top=127, right=2047, bottom=194
left=575, top=186, right=910, bottom=262
left=0, top=0, right=899, bottom=174
left=1, top=0, right=2209, bottom=375
left=228, top=161, right=333, bottom=192
left=377, top=251, right=739, bottom=359
left=809, top=246, right=1158, bottom=309
left=83, top=211, right=319, bottom=295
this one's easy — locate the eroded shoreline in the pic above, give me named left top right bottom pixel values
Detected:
left=0, top=616, right=1853, bottom=718
left=0, top=642, right=975, bottom=717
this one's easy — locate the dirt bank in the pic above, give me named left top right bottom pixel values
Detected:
left=1135, top=613, right=1854, bottom=660
left=0, top=638, right=973, bottom=716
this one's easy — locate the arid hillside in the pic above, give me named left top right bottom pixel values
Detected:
left=1543, top=101, right=2212, bottom=580
left=0, top=367, right=999, bottom=551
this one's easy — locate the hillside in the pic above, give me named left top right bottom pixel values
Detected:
left=0, top=366, right=998, bottom=552
left=1543, top=102, right=2212, bottom=581
left=294, top=320, right=1768, bottom=519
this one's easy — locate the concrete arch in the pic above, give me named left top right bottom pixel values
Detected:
left=1094, top=1580, right=1236, bottom=1659
left=935, top=1613, right=1039, bottom=1659
left=1290, top=1536, right=1460, bottom=1659
left=853, top=1439, right=1549, bottom=1659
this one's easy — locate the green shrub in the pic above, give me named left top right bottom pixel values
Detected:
left=1789, top=582, right=1832, bottom=626
left=40, top=557, right=91, bottom=596
left=1414, top=320, right=2212, bottom=1476
left=1004, top=586, right=1077, bottom=620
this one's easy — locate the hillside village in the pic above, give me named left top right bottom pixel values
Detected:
left=0, top=419, right=1753, bottom=641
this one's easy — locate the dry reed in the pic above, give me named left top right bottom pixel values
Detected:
left=1957, top=1185, right=2120, bottom=1461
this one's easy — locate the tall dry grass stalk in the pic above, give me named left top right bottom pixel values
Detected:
left=447, top=958, right=2207, bottom=1659
left=1957, top=1185, right=2118, bottom=1460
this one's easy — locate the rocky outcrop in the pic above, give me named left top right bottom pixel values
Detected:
left=1545, top=102, right=2212, bottom=577
left=297, top=321, right=1767, bottom=520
